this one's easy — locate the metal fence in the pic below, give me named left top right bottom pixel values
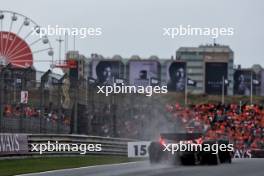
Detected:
left=0, top=117, right=70, bottom=134
left=0, top=93, right=174, bottom=139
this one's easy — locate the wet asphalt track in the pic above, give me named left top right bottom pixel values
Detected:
left=18, top=158, right=264, bottom=176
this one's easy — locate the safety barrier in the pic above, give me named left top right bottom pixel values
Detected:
left=1, top=133, right=263, bottom=158
left=251, top=149, right=264, bottom=158
left=0, top=133, right=135, bottom=157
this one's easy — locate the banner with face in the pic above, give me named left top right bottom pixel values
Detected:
left=129, top=60, right=160, bottom=87
left=92, top=60, right=124, bottom=85
left=166, top=61, right=186, bottom=92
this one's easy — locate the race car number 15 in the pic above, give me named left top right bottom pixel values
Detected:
left=127, top=141, right=151, bottom=158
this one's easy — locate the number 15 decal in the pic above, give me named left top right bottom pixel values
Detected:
left=128, top=141, right=151, bottom=158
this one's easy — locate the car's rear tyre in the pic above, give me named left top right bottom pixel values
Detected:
left=200, top=153, right=219, bottom=165
left=148, top=142, right=164, bottom=164
left=180, top=154, right=196, bottom=165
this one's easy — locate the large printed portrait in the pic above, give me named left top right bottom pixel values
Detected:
left=91, top=60, right=124, bottom=85
left=166, top=61, right=186, bottom=92
left=234, top=70, right=252, bottom=95
left=128, top=60, right=160, bottom=87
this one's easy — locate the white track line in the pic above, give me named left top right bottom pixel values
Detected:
left=16, top=161, right=142, bottom=176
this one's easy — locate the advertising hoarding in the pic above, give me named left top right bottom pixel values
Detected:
left=0, top=133, right=28, bottom=156
left=234, top=69, right=252, bottom=95
left=166, top=61, right=186, bottom=92
left=128, top=60, right=160, bottom=87
left=205, top=62, right=227, bottom=95
left=91, top=60, right=124, bottom=85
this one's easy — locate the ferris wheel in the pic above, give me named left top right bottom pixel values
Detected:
left=0, top=10, right=54, bottom=68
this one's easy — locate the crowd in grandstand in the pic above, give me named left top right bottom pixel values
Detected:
left=2, top=100, right=264, bottom=151
left=166, top=103, right=264, bottom=150
left=92, top=103, right=156, bottom=139
left=3, top=104, right=70, bottom=125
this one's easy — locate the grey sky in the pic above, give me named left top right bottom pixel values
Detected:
left=1, top=0, right=264, bottom=72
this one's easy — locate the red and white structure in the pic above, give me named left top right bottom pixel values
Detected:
left=0, top=10, right=54, bottom=68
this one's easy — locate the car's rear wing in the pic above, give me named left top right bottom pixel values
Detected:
left=160, top=133, right=203, bottom=141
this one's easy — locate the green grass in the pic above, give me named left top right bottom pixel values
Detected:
left=0, top=155, right=136, bottom=176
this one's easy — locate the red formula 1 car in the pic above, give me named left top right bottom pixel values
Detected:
left=148, top=133, right=232, bottom=165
